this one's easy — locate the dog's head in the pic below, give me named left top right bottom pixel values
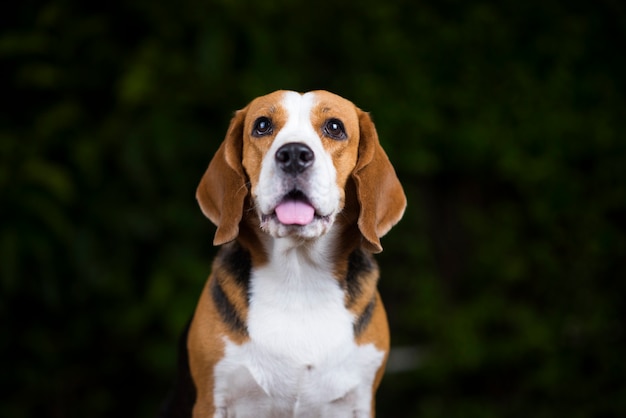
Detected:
left=196, top=90, right=406, bottom=253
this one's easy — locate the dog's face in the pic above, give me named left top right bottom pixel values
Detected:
left=241, top=90, right=360, bottom=239
left=197, top=90, right=406, bottom=252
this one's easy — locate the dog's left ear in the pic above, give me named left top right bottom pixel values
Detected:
left=196, top=108, right=249, bottom=246
left=352, top=109, right=407, bottom=253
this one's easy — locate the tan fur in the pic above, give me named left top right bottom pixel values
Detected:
left=187, top=281, right=226, bottom=418
left=352, top=109, right=406, bottom=253
left=196, top=110, right=249, bottom=246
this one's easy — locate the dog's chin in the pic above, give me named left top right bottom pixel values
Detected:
left=260, top=214, right=334, bottom=240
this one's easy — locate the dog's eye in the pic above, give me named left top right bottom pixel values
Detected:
left=323, top=119, right=346, bottom=140
left=253, top=117, right=273, bottom=137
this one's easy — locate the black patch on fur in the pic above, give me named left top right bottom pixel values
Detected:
left=353, top=296, right=377, bottom=337
left=158, top=319, right=196, bottom=418
left=345, top=249, right=375, bottom=305
left=219, top=243, right=252, bottom=296
left=211, top=276, right=248, bottom=336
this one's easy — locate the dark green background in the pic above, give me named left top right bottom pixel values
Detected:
left=2, top=0, right=625, bottom=417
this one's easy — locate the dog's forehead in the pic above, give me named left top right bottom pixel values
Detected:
left=305, top=90, right=357, bottom=116
left=243, top=90, right=359, bottom=133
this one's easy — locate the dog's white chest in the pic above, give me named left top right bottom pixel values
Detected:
left=211, top=246, right=384, bottom=417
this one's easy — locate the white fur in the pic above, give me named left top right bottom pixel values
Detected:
left=255, top=91, right=341, bottom=239
left=213, top=231, right=384, bottom=417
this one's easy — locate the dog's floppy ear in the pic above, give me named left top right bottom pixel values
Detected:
left=196, top=108, right=249, bottom=246
left=352, top=109, right=407, bottom=253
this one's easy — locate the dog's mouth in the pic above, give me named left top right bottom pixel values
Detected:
left=258, top=189, right=336, bottom=238
left=262, top=190, right=329, bottom=226
left=272, top=190, right=315, bottom=225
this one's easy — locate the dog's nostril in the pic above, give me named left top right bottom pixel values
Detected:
left=276, top=143, right=314, bottom=174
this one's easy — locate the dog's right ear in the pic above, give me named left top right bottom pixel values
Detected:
left=352, top=109, right=407, bottom=253
left=196, top=108, right=249, bottom=246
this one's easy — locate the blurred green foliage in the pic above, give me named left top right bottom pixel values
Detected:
left=2, top=0, right=625, bottom=417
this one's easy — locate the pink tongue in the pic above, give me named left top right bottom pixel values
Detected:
left=275, top=200, right=315, bottom=225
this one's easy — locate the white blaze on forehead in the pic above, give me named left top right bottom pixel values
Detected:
left=274, top=91, right=319, bottom=148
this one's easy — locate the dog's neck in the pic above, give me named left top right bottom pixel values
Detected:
left=234, top=198, right=364, bottom=284
left=259, top=226, right=340, bottom=278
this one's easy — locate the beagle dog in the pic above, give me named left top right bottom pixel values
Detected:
left=164, top=90, right=406, bottom=418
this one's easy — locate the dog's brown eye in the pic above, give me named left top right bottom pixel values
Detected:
left=323, top=118, right=346, bottom=140
left=253, top=117, right=273, bottom=137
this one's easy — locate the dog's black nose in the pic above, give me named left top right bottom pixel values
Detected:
left=275, top=143, right=314, bottom=175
